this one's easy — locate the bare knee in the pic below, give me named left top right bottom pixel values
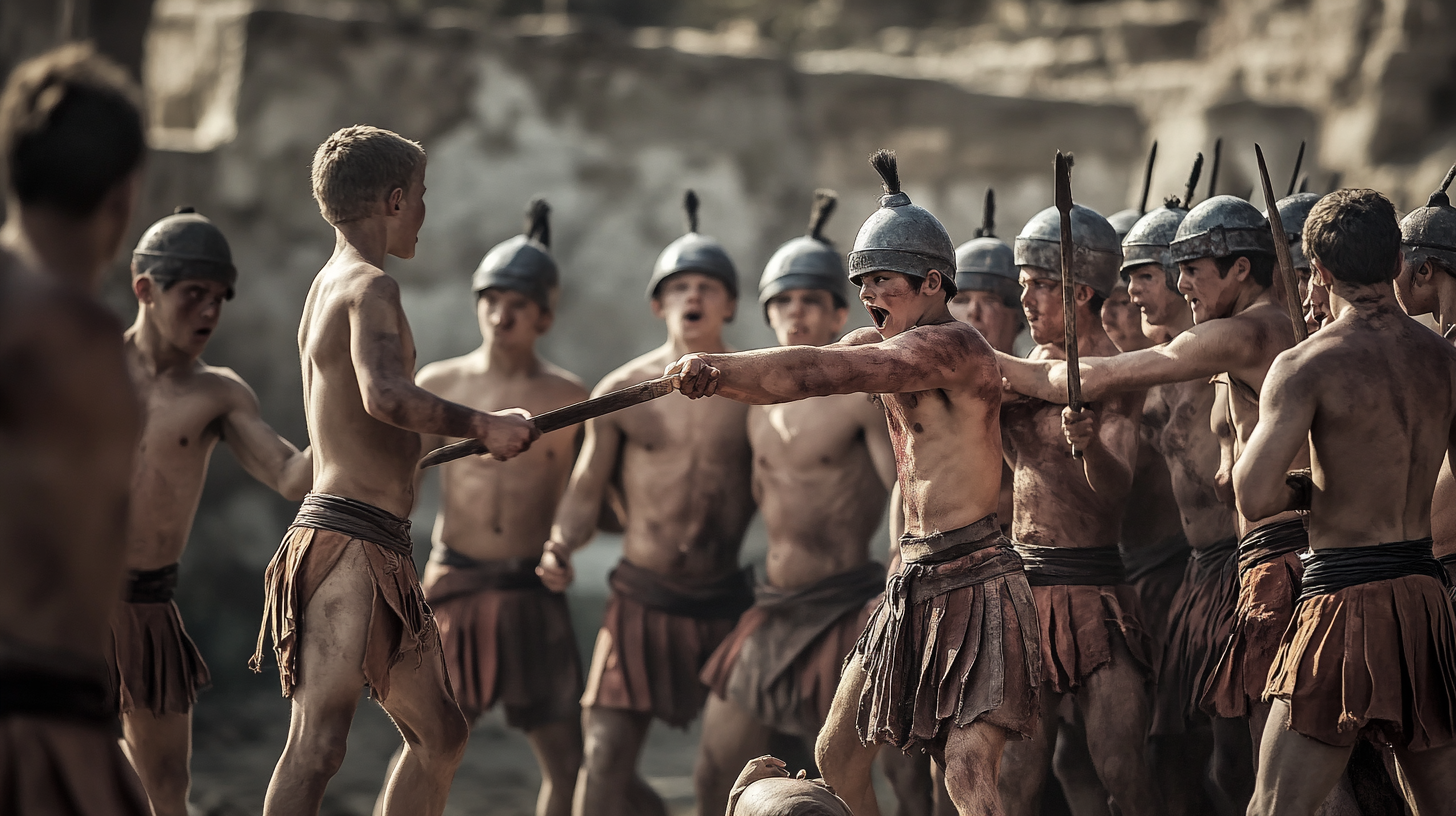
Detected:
left=407, top=705, right=469, bottom=768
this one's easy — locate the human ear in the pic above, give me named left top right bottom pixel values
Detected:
left=388, top=187, right=405, bottom=213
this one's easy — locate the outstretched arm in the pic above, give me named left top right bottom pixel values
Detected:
left=1233, top=351, right=1316, bottom=521
left=350, top=275, right=537, bottom=459
left=538, top=404, right=624, bottom=591
left=219, top=372, right=313, bottom=501
left=668, top=326, right=981, bottom=403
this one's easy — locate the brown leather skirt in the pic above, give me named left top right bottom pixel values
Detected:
left=424, top=552, right=582, bottom=730
left=1201, top=520, right=1307, bottom=719
left=700, top=562, right=883, bottom=738
left=1151, top=539, right=1238, bottom=735
left=1031, top=583, right=1151, bottom=694
left=1265, top=574, right=1456, bottom=750
left=250, top=525, right=439, bottom=702
left=107, top=599, right=211, bottom=716
left=853, top=522, right=1040, bottom=751
left=0, top=717, right=149, bottom=815
left=581, top=560, right=752, bottom=728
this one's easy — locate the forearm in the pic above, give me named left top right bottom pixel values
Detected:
left=550, top=490, right=601, bottom=552
left=279, top=448, right=313, bottom=502
left=703, top=348, right=844, bottom=404
left=1078, top=439, right=1133, bottom=499
left=997, top=352, right=1064, bottom=403
left=366, top=381, right=491, bottom=438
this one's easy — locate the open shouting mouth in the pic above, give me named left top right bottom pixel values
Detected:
left=867, top=305, right=889, bottom=329
left=683, top=310, right=703, bottom=323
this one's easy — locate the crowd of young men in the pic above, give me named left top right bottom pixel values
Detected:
left=3, top=40, right=1456, bottom=816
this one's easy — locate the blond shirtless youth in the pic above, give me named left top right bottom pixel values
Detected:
left=0, top=44, right=150, bottom=814
left=406, top=199, right=588, bottom=816
left=668, top=152, right=1040, bottom=816
left=250, top=126, right=538, bottom=816
left=536, top=192, right=756, bottom=816
left=117, top=209, right=311, bottom=816
left=693, top=192, right=895, bottom=816
left=1236, top=190, right=1456, bottom=816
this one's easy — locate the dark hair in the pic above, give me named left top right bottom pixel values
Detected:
left=1086, top=292, right=1106, bottom=316
left=0, top=43, right=145, bottom=217
left=1303, top=189, right=1401, bottom=285
left=1213, top=252, right=1275, bottom=288
left=927, top=269, right=956, bottom=300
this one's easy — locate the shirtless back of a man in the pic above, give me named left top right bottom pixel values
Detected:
left=1238, top=189, right=1456, bottom=816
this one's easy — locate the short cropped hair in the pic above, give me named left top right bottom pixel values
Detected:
left=0, top=43, right=145, bottom=217
left=1303, top=189, right=1401, bottom=285
left=310, top=125, right=426, bottom=225
left=1213, top=252, right=1276, bottom=288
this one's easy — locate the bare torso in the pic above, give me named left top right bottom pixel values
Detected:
left=1291, top=305, right=1456, bottom=548
left=418, top=354, right=586, bottom=562
left=1433, top=333, right=1456, bottom=561
left=298, top=261, right=421, bottom=517
left=605, top=349, right=756, bottom=582
left=1004, top=334, right=1143, bottom=550
left=0, top=257, right=138, bottom=658
left=749, top=394, right=893, bottom=590
left=1142, top=380, right=1237, bottom=549
left=1120, top=402, right=1185, bottom=551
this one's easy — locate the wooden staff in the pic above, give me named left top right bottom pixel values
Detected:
left=1056, top=151, right=1084, bottom=458
left=1255, top=143, right=1309, bottom=343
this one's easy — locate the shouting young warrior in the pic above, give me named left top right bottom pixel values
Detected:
left=536, top=191, right=756, bottom=816
left=407, top=198, right=588, bottom=816
left=995, top=204, right=1160, bottom=816
left=250, top=126, right=538, bottom=816
left=118, top=207, right=312, bottom=815
left=1237, top=189, right=1456, bottom=815
left=1396, top=165, right=1456, bottom=590
left=667, top=150, right=1040, bottom=816
left=997, top=196, right=1305, bottom=762
left=0, top=43, right=150, bottom=815
left=693, top=191, right=895, bottom=815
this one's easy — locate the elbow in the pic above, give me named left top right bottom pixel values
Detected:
left=360, top=383, right=404, bottom=424
left=1232, top=472, right=1278, bottom=522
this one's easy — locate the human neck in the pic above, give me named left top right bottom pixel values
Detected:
left=1153, top=301, right=1194, bottom=338
left=1433, top=277, right=1456, bottom=334
left=0, top=203, right=109, bottom=292
left=1330, top=279, right=1399, bottom=317
left=1053, top=309, right=1110, bottom=356
left=127, top=309, right=198, bottom=374
left=664, top=331, right=728, bottom=357
left=476, top=334, right=540, bottom=377
left=332, top=220, right=391, bottom=269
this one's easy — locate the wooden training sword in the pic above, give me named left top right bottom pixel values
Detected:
left=1055, top=151, right=1084, bottom=458
left=1254, top=143, right=1309, bottom=343
left=419, top=375, right=677, bottom=468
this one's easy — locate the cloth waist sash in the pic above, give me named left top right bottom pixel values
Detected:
left=1120, top=533, right=1189, bottom=581
left=126, top=563, right=179, bottom=603
left=0, top=658, right=112, bottom=724
left=1237, top=518, right=1308, bottom=575
left=898, top=514, right=1000, bottom=563
left=887, top=519, right=1022, bottom=611
left=291, top=492, right=414, bottom=558
left=425, top=547, right=544, bottom=605
left=1015, top=544, right=1126, bottom=586
left=608, top=559, right=754, bottom=619
left=1190, top=535, right=1237, bottom=568
left=752, top=561, right=886, bottom=609
left=1297, top=538, right=1449, bottom=603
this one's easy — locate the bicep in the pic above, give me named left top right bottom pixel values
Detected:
left=1086, top=328, right=1249, bottom=397
left=348, top=286, right=411, bottom=388
left=1243, top=360, right=1315, bottom=476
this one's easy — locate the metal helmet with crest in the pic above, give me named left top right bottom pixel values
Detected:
left=1122, top=153, right=1204, bottom=291
left=758, top=190, right=847, bottom=318
left=646, top=190, right=738, bottom=301
left=132, top=206, right=238, bottom=299
left=847, top=150, right=957, bottom=295
left=1014, top=195, right=1122, bottom=299
left=1399, top=162, right=1456, bottom=274
left=954, top=188, right=1017, bottom=308
left=1264, top=192, right=1321, bottom=272
left=1169, top=195, right=1276, bottom=265
left=471, top=197, right=559, bottom=309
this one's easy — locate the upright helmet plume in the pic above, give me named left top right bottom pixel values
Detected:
left=1179, top=153, right=1204, bottom=209
left=976, top=188, right=996, bottom=238
left=683, top=190, right=700, bottom=233
left=1428, top=162, right=1456, bottom=208
left=807, top=189, right=837, bottom=241
left=525, top=197, right=551, bottom=248
left=1138, top=141, right=1158, bottom=215
left=1298, top=175, right=1309, bottom=194
left=869, top=149, right=900, bottom=195
left=1206, top=137, right=1222, bottom=199
left=1287, top=141, right=1306, bottom=198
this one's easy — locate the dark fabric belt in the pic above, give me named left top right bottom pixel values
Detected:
left=1190, top=535, right=1237, bottom=567
left=1297, top=538, right=1450, bottom=603
left=609, top=559, right=755, bottom=619
left=753, top=561, right=886, bottom=609
left=899, top=514, right=1000, bottom=564
left=1015, top=544, right=1126, bottom=586
left=126, top=563, right=179, bottom=603
left=0, top=662, right=113, bottom=724
left=291, top=492, right=414, bottom=558
left=1237, top=518, right=1308, bottom=575
left=431, top=546, right=544, bottom=591
left=886, top=538, right=1024, bottom=611
left=1120, top=533, right=1190, bottom=582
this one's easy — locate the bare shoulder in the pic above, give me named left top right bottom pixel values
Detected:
left=596, top=349, right=669, bottom=396
left=415, top=355, right=470, bottom=392
left=897, top=321, right=996, bottom=372
left=838, top=327, right=883, bottom=347
left=195, top=363, right=262, bottom=407
left=316, top=258, right=399, bottom=312
left=537, top=361, right=590, bottom=402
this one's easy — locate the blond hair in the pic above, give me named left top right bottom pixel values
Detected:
left=310, top=125, right=425, bottom=225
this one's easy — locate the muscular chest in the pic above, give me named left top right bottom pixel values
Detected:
left=750, top=396, right=869, bottom=472
left=1157, top=381, right=1214, bottom=458
left=618, top=392, right=749, bottom=456
left=134, top=377, right=225, bottom=460
left=1002, top=399, right=1070, bottom=461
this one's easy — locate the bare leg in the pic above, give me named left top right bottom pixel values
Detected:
left=1051, top=716, right=1112, bottom=816
left=927, top=761, right=956, bottom=816
left=263, top=544, right=371, bottom=816
left=814, top=654, right=882, bottom=816
left=1075, top=638, right=1162, bottom=816
left=119, top=709, right=192, bottom=816
left=996, top=686, right=1059, bottom=816
left=574, top=706, right=664, bottom=816
left=693, top=695, right=771, bottom=816
left=1207, top=716, right=1253, bottom=816
left=1247, top=699, right=1352, bottom=816
left=1391, top=742, right=1456, bottom=816
left=878, top=751, right=932, bottom=816
left=936, top=721, right=1009, bottom=816
left=527, top=718, right=584, bottom=816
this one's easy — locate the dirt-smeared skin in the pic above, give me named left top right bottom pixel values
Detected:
left=1142, top=380, right=1236, bottom=549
